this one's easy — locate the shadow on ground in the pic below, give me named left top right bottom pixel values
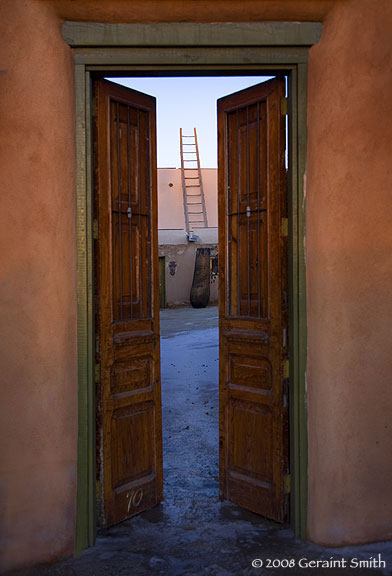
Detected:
left=8, top=307, right=392, bottom=575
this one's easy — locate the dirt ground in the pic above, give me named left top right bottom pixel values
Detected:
left=8, top=306, right=392, bottom=575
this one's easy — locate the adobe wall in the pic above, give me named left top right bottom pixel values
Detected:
left=158, top=169, right=218, bottom=306
left=0, top=0, right=391, bottom=570
left=158, top=168, right=218, bottom=230
left=0, top=0, right=78, bottom=571
left=159, top=241, right=219, bottom=307
left=306, top=0, right=392, bottom=545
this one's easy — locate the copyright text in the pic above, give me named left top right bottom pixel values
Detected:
left=251, top=554, right=386, bottom=569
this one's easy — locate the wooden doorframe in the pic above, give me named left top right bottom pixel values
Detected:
left=62, top=20, right=322, bottom=553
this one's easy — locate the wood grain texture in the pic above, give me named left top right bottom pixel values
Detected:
left=94, top=79, right=162, bottom=527
left=73, top=47, right=310, bottom=66
left=218, top=77, right=288, bottom=522
left=63, top=22, right=323, bottom=48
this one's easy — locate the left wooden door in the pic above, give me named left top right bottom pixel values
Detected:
left=94, top=79, right=162, bottom=527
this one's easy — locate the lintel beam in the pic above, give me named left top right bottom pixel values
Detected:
left=63, top=21, right=322, bottom=48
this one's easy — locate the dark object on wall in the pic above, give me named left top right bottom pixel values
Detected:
left=190, top=248, right=210, bottom=308
left=210, top=253, right=219, bottom=277
left=169, top=261, right=177, bottom=276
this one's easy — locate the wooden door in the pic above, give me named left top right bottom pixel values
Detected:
left=94, top=79, right=162, bottom=527
left=218, top=77, right=289, bottom=522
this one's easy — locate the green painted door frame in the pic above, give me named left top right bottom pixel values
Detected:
left=62, top=21, right=322, bottom=553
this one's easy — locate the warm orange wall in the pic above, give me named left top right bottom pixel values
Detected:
left=0, top=0, right=78, bottom=571
left=1, top=0, right=391, bottom=570
left=45, top=0, right=335, bottom=23
left=306, top=0, right=392, bottom=545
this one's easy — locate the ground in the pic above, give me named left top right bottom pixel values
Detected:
left=8, top=307, right=392, bottom=575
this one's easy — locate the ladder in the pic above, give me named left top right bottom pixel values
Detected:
left=180, top=127, right=208, bottom=240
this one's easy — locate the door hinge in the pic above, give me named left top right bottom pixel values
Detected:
left=284, top=473, right=291, bottom=494
left=93, top=219, right=99, bottom=239
left=283, top=359, right=289, bottom=380
left=281, top=217, right=288, bottom=237
left=281, top=97, right=288, bottom=116
left=95, top=363, right=100, bottom=384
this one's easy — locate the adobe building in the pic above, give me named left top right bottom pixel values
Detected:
left=158, top=167, right=218, bottom=307
left=1, top=1, right=392, bottom=572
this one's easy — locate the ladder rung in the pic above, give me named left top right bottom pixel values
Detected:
left=181, top=127, right=207, bottom=232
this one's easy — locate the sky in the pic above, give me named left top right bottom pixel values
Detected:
left=109, top=76, right=273, bottom=168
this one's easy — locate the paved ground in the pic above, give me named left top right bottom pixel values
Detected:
left=9, top=306, right=392, bottom=575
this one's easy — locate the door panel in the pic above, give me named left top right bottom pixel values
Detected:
left=218, top=77, right=289, bottom=522
left=94, top=79, right=162, bottom=527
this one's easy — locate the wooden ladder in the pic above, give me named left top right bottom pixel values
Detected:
left=180, top=127, right=208, bottom=240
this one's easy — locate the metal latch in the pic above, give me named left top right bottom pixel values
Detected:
left=281, top=97, right=288, bottom=116
left=281, top=218, right=288, bottom=237
left=246, top=206, right=251, bottom=218
left=283, top=359, right=289, bottom=380
left=284, top=474, right=291, bottom=494
left=283, top=328, right=287, bottom=348
left=127, top=207, right=132, bottom=219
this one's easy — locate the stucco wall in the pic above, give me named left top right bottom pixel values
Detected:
left=158, top=169, right=218, bottom=306
left=158, top=168, right=218, bottom=230
left=306, top=0, right=392, bottom=545
left=0, top=0, right=392, bottom=571
left=159, top=242, right=219, bottom=307
left=0, top=0, right=78, bottom=571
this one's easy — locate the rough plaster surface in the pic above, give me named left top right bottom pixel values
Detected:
left=306, top=0, right=392, bottom=546
left=0, top=0, right=78, bottom=571
left=159, top=243, right=218, bottom=307
left=45, top=0, right=335, bottom=23
left=1, top=0, right=392, bottom=570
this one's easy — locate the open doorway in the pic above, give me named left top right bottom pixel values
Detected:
left=93, top=74, right=290, bottom=531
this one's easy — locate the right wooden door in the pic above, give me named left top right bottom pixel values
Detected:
left=218, top=77, right=289, bottom=522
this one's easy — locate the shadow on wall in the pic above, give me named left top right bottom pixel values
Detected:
left=159, top=242, right=218, bottom=308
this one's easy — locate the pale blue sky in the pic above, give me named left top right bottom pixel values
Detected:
left=109, top=76, right=272, bottom=168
